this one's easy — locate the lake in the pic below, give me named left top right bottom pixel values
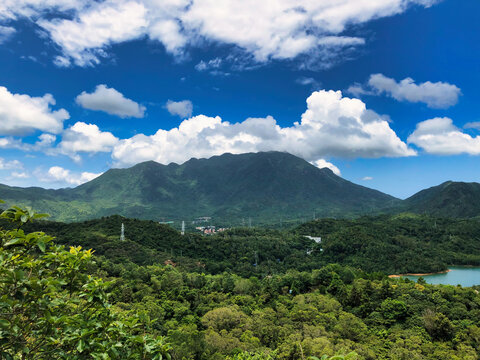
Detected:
left=404, top=266, right=480, bottom=287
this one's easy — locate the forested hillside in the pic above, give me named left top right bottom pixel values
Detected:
left=16, top=212, right=480, bottom=276
left=295, top=213, right=480, bottom=274
left=1, top=206, right=479, bottom=359
left=402, top=181, right=480, bottom=218
left=0, top=152, right=399, bottom=223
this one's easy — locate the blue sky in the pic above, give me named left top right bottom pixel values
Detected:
left=0, top=0, right=479, bottom=198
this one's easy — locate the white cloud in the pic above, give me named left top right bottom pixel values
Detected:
left=0, top=86, right=69, bottom=135
left=195, top=58, right=222, bottom=71
left=296, top=77, right=321, bottom=89
left=311, top=159, right=341, bottom=176
left=166, top=99, right=193, bottom=118
left=58, top=122, right=119, bottom=159
left=346, top=83, right=374, bottom=97
left=38, top=1, right=148, bottom=67
left=148, top=18, right=187, bottom=54
left=0, top=158, right=22, bottom=170
left=0, top=137, right=25, bottom=150
left=0, top=25, right=15, bottom=43
left=0, top=0, right=87, bottom=20
left=40, top=166, right=102, bottom=186
left=112, top=89, right=415, bottom=166
left=11, top=171, right=29, bottom=179
left=76, top=84, right=146, bottom=118
left=362, top=176, right=373, bottom=181
left=19, top=0, right=438, bottom=67
left=0, top=134, right=57, bottom=155
left=36, top=133, right=57, bottom=148
left=53, top=55, right=71, bottom=67
left=317, top=36, right=365, bottom=47
left=463, top=122, right=480, bottom=130
left=367, top=74, right=461, bottom=109
left=408, top=117, right=480, bottom=155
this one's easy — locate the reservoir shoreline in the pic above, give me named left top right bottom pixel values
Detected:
left=388, top=266, right=480, bottom=287
left=388, top=269, right=451, bottom=278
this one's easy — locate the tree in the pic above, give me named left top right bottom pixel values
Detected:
left=0, top=204, right=171, bottom=359
left=422, top=309, right=455, bottom=341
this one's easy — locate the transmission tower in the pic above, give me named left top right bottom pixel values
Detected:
left=120, top=223, right=125, bottom=241
left=181, top=220, right=185, bottom=235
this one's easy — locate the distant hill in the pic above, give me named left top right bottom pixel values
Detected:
left=402, top=181, right=480, bottom=218
left=0, top=151, right=399, bottom=223
left=20, top=212, right=480, bottom=275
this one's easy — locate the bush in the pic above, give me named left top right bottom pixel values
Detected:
left=0, top=204, right=171, bottom=359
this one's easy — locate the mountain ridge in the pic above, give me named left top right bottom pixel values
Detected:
left=402, top=180, right=480, bottom=218
left=0, top=151, right=478, bottom=222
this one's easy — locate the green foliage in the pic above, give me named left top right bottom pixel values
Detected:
left=379, top=298, right=409, bottom=323
left=18, top=210, right=480, bottom=277
left=1, top=203, right=480, bottom=359
left=296, top=214, right=480, bottom=273
left=0, top=205, right=171, bottom=359
left=226, top=351, right=277, bottom=359
left=422, top=309, right=455, bottom=340
left=308, top=353, right=358, bottom=360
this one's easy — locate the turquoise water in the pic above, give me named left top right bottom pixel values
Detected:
left=404, top=267, right=480, bottom=287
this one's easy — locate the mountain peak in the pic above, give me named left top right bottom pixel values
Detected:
left=0, top=151, right=397, bottom=222
left=404, top=180, right=480, bottom=218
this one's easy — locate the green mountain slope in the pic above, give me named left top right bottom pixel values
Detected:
left=18, top=212, right=480, bottom=275
left=0, top=151, right=399, bottom=222
left=402, top=181, right=480, bottom=218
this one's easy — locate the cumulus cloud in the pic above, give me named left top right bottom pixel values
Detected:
left=36, top=134, right=57, bottom=148
left=0, top=134, right=57, bottom=155
left=362, top=176, right=373, bottom=181
left=0, top=123, right=116, bottom=161
left=408, top=117, right=480, bottom=155
left=0, top=86, right=69, bottom=135
left=350, top=74, right=461, bottom=109
left=166, top=100, right=193, bottom=118
left=58, top=122, right=119, bottom=160
left=0, top=25, right=15, bottom=43
left=6, top=0, right=438, bottom=67
left=311, top=159, right=341, bottom=176
left=10, top=171, right=29, bottom=179
left=0, top=158, right=22, bottom=170
left=40, top=166, right=102, bottom=186
left=112, top=90, right=415, bottom=166
left=0, top=137, right=26, bottom=150
left=76, top=84, right=146, bottom=118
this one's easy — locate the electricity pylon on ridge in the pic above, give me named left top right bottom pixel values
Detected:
left=120, top=223, right=125, bottom=241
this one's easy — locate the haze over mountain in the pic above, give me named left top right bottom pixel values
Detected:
left=0, top=152, right=399, bottom=223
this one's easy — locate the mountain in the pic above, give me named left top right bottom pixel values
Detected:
left=0, top=151, right=400, bottom=223
left=402, top=181, right=480, bottom=218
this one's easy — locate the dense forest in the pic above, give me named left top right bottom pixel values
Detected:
left=1, top=206, right=480, bottom=359
left=15, top=212, right=480, bottom=276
